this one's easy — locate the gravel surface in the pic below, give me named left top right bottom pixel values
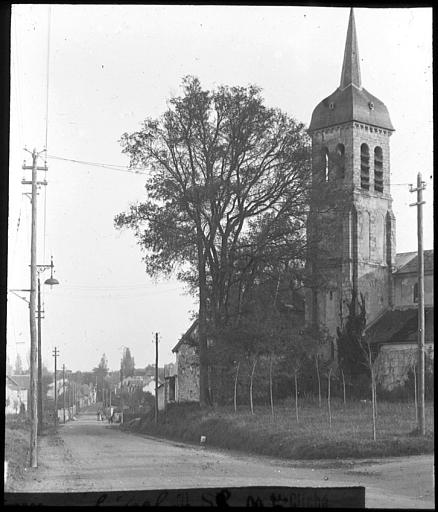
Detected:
left=8, top=406, right=434, bottom=508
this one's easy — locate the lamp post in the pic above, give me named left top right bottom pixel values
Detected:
left=36, top=257, right=59, bottom=433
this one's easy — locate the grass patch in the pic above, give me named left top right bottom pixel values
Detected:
left=125, top=399, right=434, bottom=460
left=4, top=415, right=31, bottom=490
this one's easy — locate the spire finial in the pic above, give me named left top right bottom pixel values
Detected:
left=340, top=8, right=361, bottom=89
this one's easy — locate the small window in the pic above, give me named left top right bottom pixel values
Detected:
left=413, top=282, right=418, bottom=303
left=374, top=147, right=383, bottom=193
left=361, top=143, right=370, bottom=190
left=336, top=143, right=345, bottom=179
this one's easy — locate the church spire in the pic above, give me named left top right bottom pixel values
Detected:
left=340, top=8, right=361, bottom=89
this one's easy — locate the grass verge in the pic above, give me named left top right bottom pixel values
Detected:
left=4, top=416, right=31, bottom=491
left=122, top=399, right=434, bottom=460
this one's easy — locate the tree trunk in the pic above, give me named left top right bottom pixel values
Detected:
left=327, top=368, right=332, bottom=429
left=197, top=237, right=210, bottom=408
left=294, top=371, right=299, bottom=423
left=371, top=371, right=377, bottom=441
left=269, top=355, right=274, bottom=417
left=367, top=347, right=377, bottom=441
left=315, top=355, right=321, bottom=408
left=249, top=357, right=257, bottom=415
left=341, top=368, right=346, bottom=406
left=234, top=361, right=240, bottom=413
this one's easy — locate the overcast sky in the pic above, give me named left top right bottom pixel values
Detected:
left=8, top=5, right=433, bottom=373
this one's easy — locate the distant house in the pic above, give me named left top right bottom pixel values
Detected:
left=6, top=375, right=29, bottom=415
left=120, top=375, right=146, bottom=391
left=143, top=377, right=164, bottom=396
left=46, top=378, right=65, bottom=400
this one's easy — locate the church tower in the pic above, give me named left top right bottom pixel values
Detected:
left=305, top=9, right=396, bottom=343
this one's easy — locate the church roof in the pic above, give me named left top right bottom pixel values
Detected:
left=367, top=306, right=434, bottom=346
left=394, top=250, right=434, bottom=275
left=309, top=9, right=394, bottom=132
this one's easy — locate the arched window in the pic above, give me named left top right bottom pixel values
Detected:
left=336, top=143, right=345, bottom=179
left=361, top=144, right=370, bottom=189
left=322, top=147, right=329, bottom=182
left=374, top=147, right=383, bottom=193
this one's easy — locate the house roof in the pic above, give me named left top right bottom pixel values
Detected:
left=7, top=374, right=30, bottom=390
left=367, top=306, right=434, bottom=345
left=172, top=319, right=198, bottom=353
left=393, top=250, right=434, bottom=275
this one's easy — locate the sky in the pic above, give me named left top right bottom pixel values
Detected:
left=7, top=5, right=433, bottom=373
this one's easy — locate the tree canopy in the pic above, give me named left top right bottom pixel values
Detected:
left=120, top=347, right=135, bottom=379
left=115, top=76, right=312, bottom=405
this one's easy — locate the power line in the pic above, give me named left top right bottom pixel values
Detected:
left=62, top=282, right=181, bottom=290
left=46, top=154, right=147, bottom=174
left=12, top=13, right=24, bottom=149
left=44, top=6, right=51, bottom=155
left=43, top=6, right=52, bottom=264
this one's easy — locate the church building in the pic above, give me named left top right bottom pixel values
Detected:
left=171, top=9, right=433, bottom=403
left=305, top=8, right=433, bottom=388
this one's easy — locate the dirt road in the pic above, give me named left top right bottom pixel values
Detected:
left=7, top=407, right=434, bottom=508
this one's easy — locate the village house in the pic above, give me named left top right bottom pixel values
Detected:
left=172, top=321, right=201, bottom=403
left=170, top=9, right=433, bottom=402
left=6, top=375, right=29, bottom=415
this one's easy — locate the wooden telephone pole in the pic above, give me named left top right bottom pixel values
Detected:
left=22, top=149, right=48, bottom=468
left=37, top=275, right=43, bottom=433
left=409, top=173, right=426, bottom=435
left=154, top=333, right=159, bottom=424
left=52, top=347, right=59, bottom=426
left=62, top=364, right=66, bottom=424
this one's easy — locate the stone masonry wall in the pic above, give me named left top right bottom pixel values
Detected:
left=375, top=343, right=434, bottom=391
left=175, top=343, right=200, bottom=402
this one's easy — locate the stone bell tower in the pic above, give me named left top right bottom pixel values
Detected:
left=305, top=8, right=396, bottom=342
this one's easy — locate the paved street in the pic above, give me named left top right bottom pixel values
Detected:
left=8, top=407, right=434, bottom=508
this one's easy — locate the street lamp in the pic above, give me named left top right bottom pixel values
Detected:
left=36, top=256, right=59, bottom=432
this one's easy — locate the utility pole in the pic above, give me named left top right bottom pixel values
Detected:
left=409, top=173, right=426, bottom=436
left=120, top=368, right=124, bottom=424
left=37, top=276, right=43, bottom=434
left=68, top=379, right=71, bottom=417
left=62, top=364, right=66, bottom=424
left=52, top=347, right=59, bottom=426
left=22, top=148, right=47, bottom=468
left=36, top=258, right=59, bottom=433
left=154, top=332, right=159, bottom=424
